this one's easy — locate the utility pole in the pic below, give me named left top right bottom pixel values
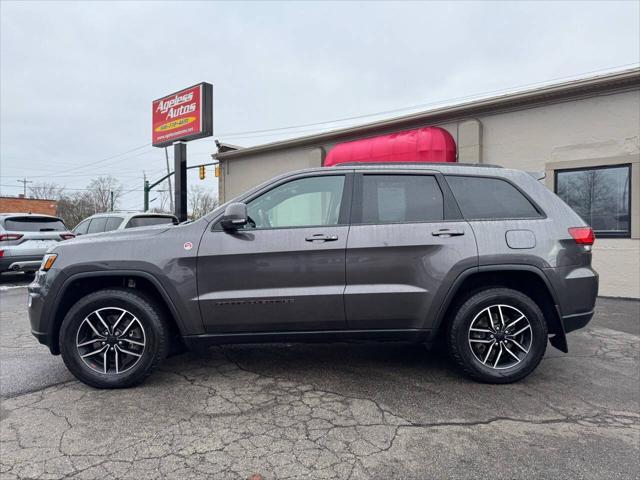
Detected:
left=110, top=191, right=114, bottom=211
left=16, top=178, right=33, bottom=197
left=164, top=147, right=174, bottom=212
left=143, top=171, right=149, bottom=212
left=174, top=142, right=187, bottom=222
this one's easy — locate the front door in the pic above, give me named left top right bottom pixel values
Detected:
left=345, top=172, right=478, bottom=330
left=197, top=172, right=352, bottom=333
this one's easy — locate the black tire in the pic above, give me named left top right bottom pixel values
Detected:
left=448, top=288, right=548, bottom=383
left=59, top=288, right=170, bottom=389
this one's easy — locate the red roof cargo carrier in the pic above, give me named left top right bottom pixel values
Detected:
left=324, top=126, right=456, bottom=166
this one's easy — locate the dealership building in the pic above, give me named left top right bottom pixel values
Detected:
left=214, top=68, right=640, bottom=298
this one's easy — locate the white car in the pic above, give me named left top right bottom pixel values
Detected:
left=72, top=212, right=178, bottom=236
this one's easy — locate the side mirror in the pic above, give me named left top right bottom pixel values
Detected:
left=220, top=202, right=248, bottom=231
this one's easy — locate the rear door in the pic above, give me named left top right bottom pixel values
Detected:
left=345, top=171, right=477, bottom=330
left=197, top=171, right=353, bottom=333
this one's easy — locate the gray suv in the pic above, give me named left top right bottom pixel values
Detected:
left=28, top=163, right=598, bottom=388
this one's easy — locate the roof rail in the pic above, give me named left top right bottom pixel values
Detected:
left=331, top=162, right=504, bottom=168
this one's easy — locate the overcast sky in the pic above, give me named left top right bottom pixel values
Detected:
left=1, top=0, right=639, bottom=210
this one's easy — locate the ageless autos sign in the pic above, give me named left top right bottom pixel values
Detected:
left=152, top=83, right=213, bottom=147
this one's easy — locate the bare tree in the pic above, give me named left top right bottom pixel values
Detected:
left=188, top=185, right=217, bottom=220
left=56, top=192, right=95, bottom=228
left=28, top=182, right=64, bottom=200
left=149, top=189, right=171, bottom=214
left=87, top=176, right=123, bottom=212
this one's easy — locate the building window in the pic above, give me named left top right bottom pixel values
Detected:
left=555, top=164, right=631, bottom=238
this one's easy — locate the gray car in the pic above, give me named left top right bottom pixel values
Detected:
left=0, top=213, right=74, bottom=273
left=28, top=163, right=598, bottom=388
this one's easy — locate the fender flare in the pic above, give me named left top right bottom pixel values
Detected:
left=431, top=264, right=567, bottom=352
left=47, top=270, right=187, bottom=353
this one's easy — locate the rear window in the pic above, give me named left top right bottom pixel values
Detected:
left=446, top=175, right=541, bottom=220
left=87, top=217, right=108, bottom=234
left=3, top=217, right=66, bottom=232
left=126, top=216, right=177, bottom=228
left=359, top=174, right=444, bottom=224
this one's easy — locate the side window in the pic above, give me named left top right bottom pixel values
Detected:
left=104, top=217, right=124, bottom=232
left=446, top=175, right=540, bottom=220
left=359, top=174, right=444, bottom=224
left=246, top=175, right=345, bottom=229
left=87, top=217, right=108, bottom=234
left=73, top=219, right=90, bottom=235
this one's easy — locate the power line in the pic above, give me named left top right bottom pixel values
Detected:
left=215, top=62, right=640, bottom=139
left=2, top=62, right=637, bottom=180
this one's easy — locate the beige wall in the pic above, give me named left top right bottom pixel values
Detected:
left=220, top=146, right=324, bottom=202
left=479, top=91, right=640, bottom=298
left=219, top=89, right=640, bottom=298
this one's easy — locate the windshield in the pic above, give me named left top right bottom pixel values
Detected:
left=3, top=217, right=67, bottom=232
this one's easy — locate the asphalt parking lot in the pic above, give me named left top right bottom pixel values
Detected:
left=0, top=273, right=638, bottom=479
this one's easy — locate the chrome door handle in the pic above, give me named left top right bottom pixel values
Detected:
left=305, top=234, right=339, bottom=242
left=432, top=229, right=465, bottom=237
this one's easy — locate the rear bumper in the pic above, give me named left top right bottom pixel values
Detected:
left=544, top=265, right=598, bottom=333
left=562, top=310, right=595, bottom=333
left=0, top=255, right=43, bottom=272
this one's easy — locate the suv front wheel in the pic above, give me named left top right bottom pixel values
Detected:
left=59, top=288, right=170, bottom=388
left=448, top=288, right=548, bottom=383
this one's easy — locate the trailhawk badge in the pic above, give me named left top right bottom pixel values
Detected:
left=183, top=242, right=193, bottom=251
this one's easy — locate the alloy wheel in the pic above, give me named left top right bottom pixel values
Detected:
left=467, top=304, right=532, bottom=370
left=76, top=307, right=146, bottom=375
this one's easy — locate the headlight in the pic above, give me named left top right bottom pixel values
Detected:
left=41, top=253, right=58, bottom=271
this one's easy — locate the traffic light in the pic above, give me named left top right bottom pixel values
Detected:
left=199, top=165, right=206, bottom=180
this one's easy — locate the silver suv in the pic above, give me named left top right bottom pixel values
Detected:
left=28, top=163, right=598, bottom=388
left=0, top=213, right=74, bottom=274
left=72, top=212, right=178, bottom=236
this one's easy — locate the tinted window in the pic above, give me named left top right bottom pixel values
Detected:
left=4, top=217, right=66, bottom=232
left=73, top=219, right=90, bottom=235
left=87, top=217, right=108, bottom=234
left=246, top=175, right=345, bottom=229
left=446, top=176, right=540, bottom=220
left=126, top=216, right=177, bottom=228
left=555, top=165, right=630, bottom=237
left=359, top=175, right=443, bottom=224
left=104, top=217, right=124, bottom=232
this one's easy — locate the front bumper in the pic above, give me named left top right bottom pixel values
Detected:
left=28, top=268, right=66, bottom=352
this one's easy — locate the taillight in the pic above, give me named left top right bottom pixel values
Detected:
left=0, top=233, right=23, bottom=242
left=0, top=250, right=4, bottom=258
left=60, top=233, right=75, bottom=240
left=568, top=227, right=595, bottom=245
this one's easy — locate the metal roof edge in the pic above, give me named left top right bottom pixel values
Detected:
left=215, top=67, right=640, bottom=160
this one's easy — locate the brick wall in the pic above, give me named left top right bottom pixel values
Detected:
left=0, top=197, right=58, bottom=216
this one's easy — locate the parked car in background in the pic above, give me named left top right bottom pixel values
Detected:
left=28, top=163, right=598, bottom=388
left=0, top=213, right=74, bottom=273
left=72, top=212, right=178, bottom=235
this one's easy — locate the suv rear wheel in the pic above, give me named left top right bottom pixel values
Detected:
left=448, top=288, right=548, bottom=383
left=59, top=288, right=170, bottom=388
